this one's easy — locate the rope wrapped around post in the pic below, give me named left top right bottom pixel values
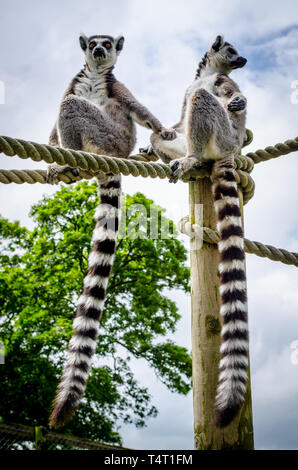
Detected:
left=178, top=216, right=298, bottom=268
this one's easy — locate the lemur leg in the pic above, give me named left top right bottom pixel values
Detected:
left=147, top=132, right=187, bottom=164
left=46, top=124, right=81, bottom=184
left=170, top=88, right=235, bottom=183
left=47, top=96, right=132, bottom=184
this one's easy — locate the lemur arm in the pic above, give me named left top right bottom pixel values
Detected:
left=129, top=101, right=163, bottom=133
left=112, top=81, right=175, bottom=137
left=216, top=75, right=247, bottom=113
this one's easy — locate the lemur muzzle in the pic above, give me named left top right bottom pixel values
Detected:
left=234, top=56, right=247, bottom=68
left=93, top=47, right=106, bottom=58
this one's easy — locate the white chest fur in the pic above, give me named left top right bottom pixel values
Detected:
left=186, top=72, right=218, bottom=98
left=75, top=71, right=109, bottom=109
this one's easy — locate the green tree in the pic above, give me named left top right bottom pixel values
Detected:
left=0, top=182, right=191, bottom=445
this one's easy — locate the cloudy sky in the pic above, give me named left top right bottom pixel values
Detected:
left=1, top=0, right=298, bottom=450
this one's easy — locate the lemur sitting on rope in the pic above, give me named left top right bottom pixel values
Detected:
left=147, top=35, right=248, bottom=428
left=46, top=33, right=176, bottom=428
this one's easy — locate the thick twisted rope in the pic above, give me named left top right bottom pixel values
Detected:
left=178, top=216, right=298, bottom=267
left=0, top=169, right=95, bottom=185
left=1, top=134, right=297, bottom=202
left=0, top=136, right=171, bottom=179
left=0, top=166, right=255, bottom=203
left=245, top=136, right=298, bottom=164
left=0, top=135, right=255, bottom=203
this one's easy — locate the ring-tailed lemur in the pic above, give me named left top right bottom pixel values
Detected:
left=150, top=36, right=248, bottom=428
left=47, top=33, right=176, bottom=428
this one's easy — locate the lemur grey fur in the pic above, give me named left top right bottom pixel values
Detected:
left=150, top=36, right=248, bottom=428
left=47, top=33, right=176, bottom=429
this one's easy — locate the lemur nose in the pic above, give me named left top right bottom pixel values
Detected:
left=93, top=47, right=105, bottom=58
left=238, top=57, right=247, bottom=67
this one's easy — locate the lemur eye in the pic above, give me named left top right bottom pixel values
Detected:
left=89, top=42, right=96, bottom=50
left=103, top=42, right=112, bottom=49
left=227, top=47, right=236, bottom=55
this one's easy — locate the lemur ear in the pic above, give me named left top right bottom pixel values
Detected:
left=115, top=35, right=125, bottom=55
left=79, top=34, right=88, bottom=51
left=211, top=35, right=224, bottom=52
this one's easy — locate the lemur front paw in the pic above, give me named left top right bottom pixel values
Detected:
left=169, top=156, right=201, bottom=183
left=160, top=128, right=177, bottom=141
left=46, top=164, right=80, bottom=184
left=228, top=96, right=246, bottom=112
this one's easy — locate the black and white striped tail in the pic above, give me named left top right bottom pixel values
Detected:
left=50, top=174, right=121, bottom=428
left=211, top=157, right=248, bottom=429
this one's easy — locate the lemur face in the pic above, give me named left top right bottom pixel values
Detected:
left=210, top=35, right=247, bottom=73
left=79, top=34, right=125, bottom=68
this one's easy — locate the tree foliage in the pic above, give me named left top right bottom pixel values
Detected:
left=0, top=182, right=191, bottom=445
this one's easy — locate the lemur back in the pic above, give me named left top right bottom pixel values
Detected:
left=47, top=33, right=175, bottom=428
left=153, top=36, right=249, bottom=428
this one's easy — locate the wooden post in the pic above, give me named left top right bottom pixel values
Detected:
left=189, top=178, right=254, bottom=450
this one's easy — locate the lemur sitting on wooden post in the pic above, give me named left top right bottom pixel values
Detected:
left=148, top=36, right=249, bottom=428
left=46, top=33, right=176, bottom=428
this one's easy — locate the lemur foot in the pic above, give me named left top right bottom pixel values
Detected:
left=169, top=160, right=181, bottom=183
left=160, top=128, right=177, bottom=140
left=228, top=96, right=246, bottom=112
left=139, top=144, right=154, bottom=155
left=169, top=156, right=201, bottom=183
left=46, top=164, right=80, bottom=184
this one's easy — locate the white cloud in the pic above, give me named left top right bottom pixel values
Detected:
left=252, top=346, right=298, bottom=449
